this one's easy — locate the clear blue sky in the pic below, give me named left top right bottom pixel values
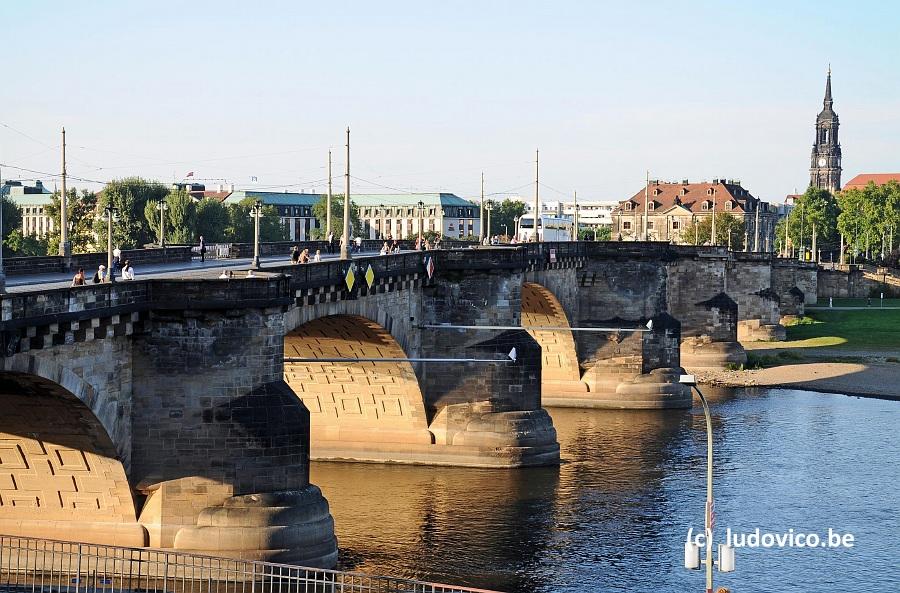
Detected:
left=2, top=1, right=898, bottom=203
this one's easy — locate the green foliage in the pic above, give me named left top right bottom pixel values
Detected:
left=837, top=181, right=900, bottom=259
left=143, top=190, right=199, bottom=245
left=165, top=191, right=197, bottom=244
left=578, top=226, right=611, bottom=241
left=681, top=213, right=746, bottom=248
left=4, top=229, right=48, bottom=256
left=225, top=198, right=289, bottom=242
left=485, top=199, right=526, bottom=238
left=1, top=195, right=22, bottom=247
left=44, top=189, right=99, bottom=254
left=781, top=187, right=840, bottom=255
left=95, top=177, right=168, bottom=248
left=196, top=199, right=230, bottom=242
left=311, top=194, right=359, bottom=239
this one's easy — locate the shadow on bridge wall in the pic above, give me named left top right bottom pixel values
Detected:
left=0, top=371, right=146, bottom=547
left=284, top=314, right=560, bottom=467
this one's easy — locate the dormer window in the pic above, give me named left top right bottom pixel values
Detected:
left=653, top=188, right=662, bottom=196
left=625, top=202, right=634, bottom=211
left=702, top=200, right=711, bottom=211
left=725, top=201, right=733, bottom=210
left=648, top=201, right=656, bottom=211
left=681, top=188, right=688, bottom=196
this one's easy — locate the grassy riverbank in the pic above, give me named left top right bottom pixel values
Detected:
left=780, top=308, right=900, bottom=352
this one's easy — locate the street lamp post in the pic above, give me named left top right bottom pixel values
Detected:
left=485, top=201, right=494, bottom=243
left=573, top=202, right=580, bottom=241
left=104, top=205, right=119, bottom=282
left=417, top=200, right=425, bottom=242
left=679, top=374, right=735, bottom=592
left=250, top=200, right=263, bottom=269
left=514, top=216, right=521, bottom=241
left=379, top=204, right=385, bottom=240
left=156, top=201, right=169, bottom=247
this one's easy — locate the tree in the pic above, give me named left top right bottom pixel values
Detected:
left=94, top=178, right=168, bottom=248
left=196, top=199, right=230, bottom=242
left=1, top=196, right=23, bottom=256
left=310, top=194, right=360, bottom=239
left=485, top=199, right=526, bottom=238
left=682, top=213, right=746, bottom=249
left=225, top=198, right=289, bottom=242
left=578, top=226, right=611, bottom=241
left=44, top=188, right=99, bottom=254
left=5, top=229, right=48, bottom=256
left=144, top=190, right=197, bottom=245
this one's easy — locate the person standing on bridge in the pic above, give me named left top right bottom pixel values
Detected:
left=291, top=245, right=300, bottom=264
left=327, top=232, right=335, bottom=254
left=92, top=265, right=105, bottom=284
left=121, top=260, right=135, bottom=281
left=199, top=236, right=206, bottom=262
left=71, top=268, right=85, bottom=286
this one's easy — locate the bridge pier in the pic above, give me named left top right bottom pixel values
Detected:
left=129, top=306, right=338, bottom=567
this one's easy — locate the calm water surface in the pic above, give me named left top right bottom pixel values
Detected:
left=310, top=389, right=899, bottom=592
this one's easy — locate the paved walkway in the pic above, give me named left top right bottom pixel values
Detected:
left=4, top=250, right=384, bottom=293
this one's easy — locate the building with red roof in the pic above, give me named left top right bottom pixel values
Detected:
left=842, top=173, right=900, bottom=191
left=611, top=178, right=779, bottom=250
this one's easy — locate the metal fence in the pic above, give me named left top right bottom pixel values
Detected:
left=0, top=535, right=500, bottom=593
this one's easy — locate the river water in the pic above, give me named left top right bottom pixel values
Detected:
left=310, top=388, right=899, bottom=592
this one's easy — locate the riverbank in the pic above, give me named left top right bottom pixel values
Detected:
left=696, top=361, right=900, bottom=399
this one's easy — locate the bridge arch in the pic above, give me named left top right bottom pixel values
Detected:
left=520, top=282, right=586, bottom=397
left=0, top=362, right=146, bottom=546
left=284, top=315, right=434, bottom=456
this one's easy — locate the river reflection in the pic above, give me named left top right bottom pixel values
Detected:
left=310, top=389, right=899, bottom=592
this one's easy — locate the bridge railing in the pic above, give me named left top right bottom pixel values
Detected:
left=0, top=534, right=501, bottom=593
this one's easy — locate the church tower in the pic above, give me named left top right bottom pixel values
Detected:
left=809, top=68, right=842, bottom=192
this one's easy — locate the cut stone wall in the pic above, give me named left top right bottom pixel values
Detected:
left=0, top=373, right=145, bottom=547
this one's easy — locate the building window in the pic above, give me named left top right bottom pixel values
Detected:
left=624, top=202, right=633, bottom=211
left=702, top=201, right=710, bottom=211
left=623, top=221, right=632, bottom=230
left=647, top=221, right=655, bottom=230
left=672, top=220, right=681, bottom=230
left=648, top=202, right=656, bottom=211
left=725, top=201, right=733, bottom=210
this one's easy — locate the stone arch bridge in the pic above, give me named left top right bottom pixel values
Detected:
left=0, top=242, right=815, bottom=565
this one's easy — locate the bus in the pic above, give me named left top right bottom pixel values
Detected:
left=517, top=214, right=573, bottom=241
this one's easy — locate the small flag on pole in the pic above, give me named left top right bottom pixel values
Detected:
left=185, top=171, right=194, bottom=178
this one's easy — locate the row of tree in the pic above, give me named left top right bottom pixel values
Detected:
left=774, top=182, right=900, bottom=264
left=0, top=178, right=296, bottom=256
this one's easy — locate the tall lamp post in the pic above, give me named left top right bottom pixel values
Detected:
left=679, top=374, right=735, bottom=592
left=250, top=200, right=263, bottom=269
left=379, top=204, right=386, bottom=240
left=573, top=202, right=580, bottom=242
left=417, top=200, right=425, bottom=242
left=156, top=200, right=169, bottom=247
left=485, top=201, right=494, bottom=243
left=104, top=205, right=119, bottom=282
left=514, top=216, right=521, bottom=241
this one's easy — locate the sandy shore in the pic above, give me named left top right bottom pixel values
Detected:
left=693, top=362, right=900, bottom=400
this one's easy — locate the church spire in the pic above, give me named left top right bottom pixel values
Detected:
left=823, top=66, right=833, bottom=110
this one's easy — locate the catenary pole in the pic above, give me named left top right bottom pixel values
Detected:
left=59, top=127, right=69, bottom=257
left=341, top=128, right=351, bottom=260
left=326, top=150, right=333, bottom=239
